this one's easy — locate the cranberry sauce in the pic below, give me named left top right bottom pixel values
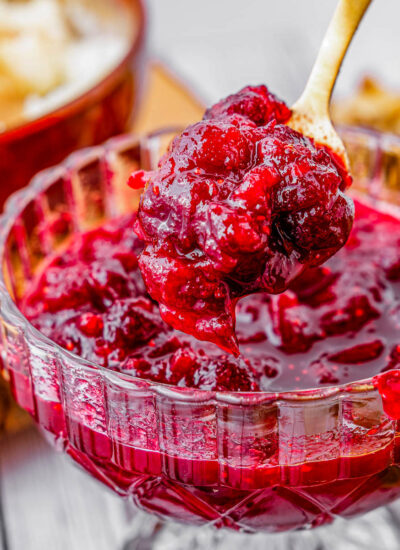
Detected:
left=21, top=199, right=400, bottom=392
left=133, top=86, right=354, bottom=355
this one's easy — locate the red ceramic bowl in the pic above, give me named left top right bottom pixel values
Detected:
left=0, top=0, right=147, bottom=209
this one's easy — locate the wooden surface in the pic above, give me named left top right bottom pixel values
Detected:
left=133, top=62, right=204, bottom=134
left=0, top=62, right=204, bottom=550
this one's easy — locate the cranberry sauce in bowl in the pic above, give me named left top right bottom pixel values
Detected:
left=19, top=86, right=367, bottom=393
left=19, top=196, right=400, bottom=393
left=2, top=129, right=400, bottom=533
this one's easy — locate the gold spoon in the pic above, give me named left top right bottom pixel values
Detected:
left=288, top=0, right=372, bottom=167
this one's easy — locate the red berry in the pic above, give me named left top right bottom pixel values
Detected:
left=78, top=313, right=104, bottom=337
left=204, top=85, right=291, bottom=126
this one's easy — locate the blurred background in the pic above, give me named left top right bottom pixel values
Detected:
left=147, top=0, right=399, bottom=103
left=1, top=1, right=400, bottom=549
left=2, top=0, right=398, bottom=202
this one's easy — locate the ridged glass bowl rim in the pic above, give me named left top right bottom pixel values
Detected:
left=0, top=0, right=147, bottom=143
left=0, top=125, right=397, bottom=404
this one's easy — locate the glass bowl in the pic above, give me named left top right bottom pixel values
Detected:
left=1, top=127, right=400, bottom=537
left=0, top=0, right=147, bottom=210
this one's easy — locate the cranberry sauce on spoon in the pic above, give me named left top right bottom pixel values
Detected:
left=133, top=86, right=354, bottom=355
left=133, top=0, right=374, bottom=356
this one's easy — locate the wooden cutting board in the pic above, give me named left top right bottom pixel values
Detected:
left=133, top=61, right=205, bottom=133
left=0, top=61, right=205, bottom=436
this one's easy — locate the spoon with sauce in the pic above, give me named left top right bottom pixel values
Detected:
left=289, top=0, right=372, bottom=167
left=130, top=0, right=373, bottom=356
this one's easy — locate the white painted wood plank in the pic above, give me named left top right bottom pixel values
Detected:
left=0, top=482, right=8, bottom=550
left=0, top=426, right=135, bottom=550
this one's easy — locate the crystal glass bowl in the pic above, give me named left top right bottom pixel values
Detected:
left=0, top=0, right=146, bottom=209
left=1, top=128, right=400, bottom=535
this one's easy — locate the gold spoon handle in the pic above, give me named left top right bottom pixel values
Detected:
left=293, top=0, right=372, bottom=119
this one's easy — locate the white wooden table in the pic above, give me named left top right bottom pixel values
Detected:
left=0, top=424, right=134, bottom=550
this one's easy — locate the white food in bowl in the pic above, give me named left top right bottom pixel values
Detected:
left=0, top=0, right=131, bottom=131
